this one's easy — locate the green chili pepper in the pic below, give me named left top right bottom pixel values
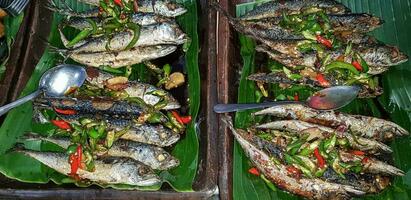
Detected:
left=80, top=118, right=93, bottom=125
left=147, top=90, right=167, bottom=97
left=314, top=167, right=327, bottom=177
left=324, top=134, right=337, bottom=153
left=350, top=165, right=362, bottom=173
left=337, top=138, right=349, bottom=147
left=85, top=18, right=98, bottom=35
left=344, top=42, right=352, bottom=56
left=167, top=111, right=184, bottom=130
left=276, top=94, right=287, bottom=101
left=302, top=30, right=317, bottom=40
left=297, top=164, right=313, bottom=178
left=163, top=64, right=171, bottom=76
left=260, top=174, right=277, bottom=191
left=66, top=144, right=78, bottom=154
left=154, top=99, right=168, bottom=110
left=105, top=131, right=115, bottom=148
left=295, top=155, right=316, bottom=172
left=99, top=65, right=124, bottom=74
left=88, top=128, right=100, bottom=139
left=125, top=23, right=141, bottom=50
left=299, top=140, right=321, bottom=156
left=66, top=28, right=92, bottom=48
left=284, top=153, right=298, bottom=165
left=147, top=112, right=164, bottom=124
left=326, top=61, right=360, bottom=75
left=89, top=137, right=97, bottom=150
left=287, top=139, right=305, bottom=155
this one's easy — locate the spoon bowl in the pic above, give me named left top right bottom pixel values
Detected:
left=0, top=64, right=86, bottom=116
left=213, top=85, right=361, bottom=113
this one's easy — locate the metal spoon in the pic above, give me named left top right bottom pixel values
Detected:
left=0, top=64, right=87, bottom=116
left=213, top=85, right=361, bottom=113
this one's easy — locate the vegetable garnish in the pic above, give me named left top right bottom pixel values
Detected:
left=248, top=167, right=260, bottom=176
left=316, top=35, right=332, bottom=48
left=114, top=0, right=123, bottom=7
left=54, top=108, right=77, bottom=115
left=351, top=60, right=363, bottom=72
left=171, top=111, right=192, bottom=124
left=313, top=148, right=325, bottom=169
left=350, top=150, right=365, bottom=156
left=51, top=120, right=71, bottom=130
left=68, top=145, right=83, bottom=179
left=315, top=73, right=330, bottom=87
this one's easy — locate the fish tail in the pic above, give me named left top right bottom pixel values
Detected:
left=45, top=0, right=75, bottom=16
left=220, top=115, right=236, bottom=134
left=48, top=45, right=70, bottom=61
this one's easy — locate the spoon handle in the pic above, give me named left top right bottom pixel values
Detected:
left=213, top=101, right=302, bottom=113
left=0, top=90, right=41, bottom=117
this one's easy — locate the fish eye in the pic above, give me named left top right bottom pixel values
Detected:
left=391, top=47, right=399, bottom=58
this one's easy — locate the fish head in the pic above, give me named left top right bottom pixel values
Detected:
left=388, top=46, right=408, bottom=66
left=363, top=45, right=408, bottom=74
left=136, top=165, right=162, bottom=186
left=159, top=153, right=180, bottom=169
left=157, top=1, right=187, bottom=17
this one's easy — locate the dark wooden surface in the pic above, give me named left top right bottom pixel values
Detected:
left=0, top=0, right=219, bottom=199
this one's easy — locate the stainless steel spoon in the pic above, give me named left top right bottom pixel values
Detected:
left=213, top=85, right=361, bottom=113
left=0, top=64, right=87, bottom=116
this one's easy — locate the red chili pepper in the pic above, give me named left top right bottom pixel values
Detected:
left=316, top=35, right=332, bottom=48
left=286, top=166, right=301, bottom=179
left=351, top=60, right=363, bottom=72
left=248, top=167, right=260, bottom=176
left=114, top=0, right=123, bottom=7
left=316, top=73, right=330, bottom=87
left=350, top=150, right=365, bottom=156
left=171, top=111, right=192, bottom=124
left=294, top=93, right=299, bottom=101
left=54, top=108, right=77, bottom=115
left=51, top=120, right=71, bottom=130
left=68, top=145, right=83, bottom=179
left=314, top=148, right=326, bottom=169
left=361, top=157, right=369, bottom=164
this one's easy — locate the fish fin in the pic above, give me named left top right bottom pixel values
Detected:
left=220, top=115, right=236, bottom=134
left=342, top=185, right=366, bottom=196
left=48, top=45, right=70, bottom=62
left=58, top=27, right=70, bottom=48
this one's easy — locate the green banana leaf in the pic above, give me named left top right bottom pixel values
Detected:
left=0, top=0, right=199, bottom=192
left=0, top=13, right=25, bottom=80
left=234, top=0, right=411, bottom=199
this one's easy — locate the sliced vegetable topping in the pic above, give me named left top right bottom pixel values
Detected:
left=51, top=120, right=71, bottom=130
left=248, top=167, right=260, bottom=176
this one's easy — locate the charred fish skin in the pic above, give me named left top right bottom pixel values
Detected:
left=70, top=45, right=177, bottom=68
left=221, top=116, right=365, bottom=200
left=79, top=0, right=187, bottom=17
left=85, top=67, right=181, bottom=110
left=239, top=0, right=349, bottom=21
left=254, top=104, right=409, bottom=141
left=16, top=149, right=161, bottom=186
left=65, top=22, right=187, bottom=54
left=65, top=14, right=171, bottom=30
left=256, top=120, right=393, bottom=153
left=33, top=97, right=147, bottom=116
left=22, top=134, right=179, bottom=170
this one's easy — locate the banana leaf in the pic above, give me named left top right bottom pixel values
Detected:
left=234, top=0, right=411, bottom=199
left=0, top=13, right=24, bottom=80
left=0, top=0, right=199, bottom=192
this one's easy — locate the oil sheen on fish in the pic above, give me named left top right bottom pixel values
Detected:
left=221, top=116, right=365, bottom=200
left=256, top=43, right=408, bottom=75
left=86, top=67, right=181, bottom=110
left=69, top=45, right=177, bottom=68
left=61, top=22, right=187, bottom=53
left=78, top=0, right=187, bottom=17
left=16, top=149, right=161, bottom=186
left=254, top=104, right=409, bottom=141
left=247, top=72, right=383, bottom=98
left=23, top=134, right=179, bottom=170
left=239, top=0, right=349, bottom=21
left=65, top=14, right=171, bottom=30
left=256, top=120, right=393, bottom=153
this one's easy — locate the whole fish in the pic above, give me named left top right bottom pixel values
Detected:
left=240, top=13, right=383, bottom=34
left=256, top=43, right=408, bottom=75
left=64, top=14, right=171, bottom=30
left=238, top=0, right=349, bottom=21
left=254, top=104, right=409, bottom=141
left=16, top=149, right=161, bottom=186
left=67, top=45, right=177, bottom=68
left=78, top=0, right=187, bottom=17
left=221, top=116, right=365, bottom=199
left=34, top=96, right=148, bottom=116
left=256, top=120, right=392, bottom=153
left=23, top=134, right=179, bottom=170
left=247, top=72, right=384, bottom=98
left=85, top=67, right=181, bottom=110
left=60, top=22, right=187, bottom=53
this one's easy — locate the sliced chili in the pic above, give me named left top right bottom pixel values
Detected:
left=54, top=108, right=77, bottom=115
left=114, top=0, right=123, bottom=7
left=315, top=73, right=330, bottom=87
left=294, top=93, right=299, bottom=101
left=171, top=111, right=192, bottom=125
left=51, top=120, right=71, bottom=130
left=351, top=60, right=363, bottom=72
left=361, top=157, right=369, bottom=164
left=350, top=150, right=365, bottom=156
left=68, top=145, right=82, bottom=179
left=248, top=167, right=260, bottom=176
left=314, top=148, right=325, bottom=169
left=316, top=35, right=332, bottom=48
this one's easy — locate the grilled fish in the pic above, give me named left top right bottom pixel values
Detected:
left=221, top=116, right=365, bottom=199
left=240, top=13, right=382, bottom=34
left=65, top=14, right=171, bottom=30
left=85, top=67, right=181, bottom=110
left=67, top=45, right=177, bottom=68
left=78, top=0, right=187, bottom=17
left=256, top=43, right=408, bottom=75
left=238, top=0, right=349, bottom=21
left=23, top=134, right=179, bottom=170
left=247, top=72, right=384, bottom=98
left=61, top=22, right=187, bottom=53
left=16, top=149, right=161, bottom=186
left=254, top=104, right=409, bottom=141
